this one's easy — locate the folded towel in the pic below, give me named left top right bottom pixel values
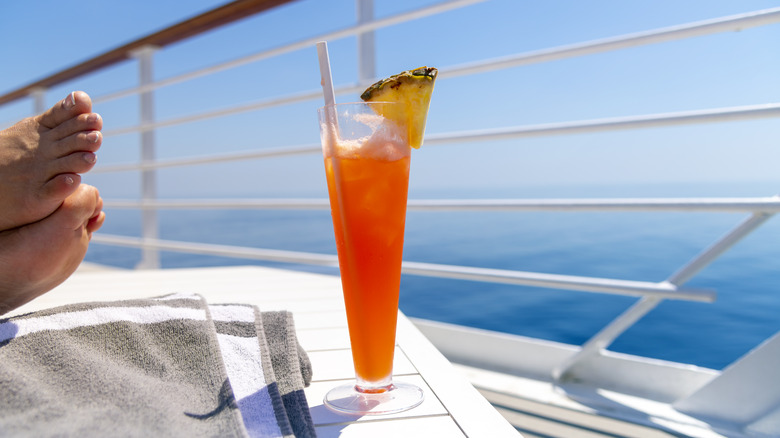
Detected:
left=0, top=294, right=315, bottom=438
left=209, top=304, right=314, bottom=438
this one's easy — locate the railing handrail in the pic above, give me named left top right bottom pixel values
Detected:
left=0, top=0, right=296, bottom=106
left=101, top=196, right=780, bottom=213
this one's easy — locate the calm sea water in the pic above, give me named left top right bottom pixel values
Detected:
left=84, top=183, right=780, bottom=370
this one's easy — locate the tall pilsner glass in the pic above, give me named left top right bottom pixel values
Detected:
left=318, top=102, right=424, bottom=415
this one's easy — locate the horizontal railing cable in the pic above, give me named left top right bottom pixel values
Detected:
left=425, top=102, right=780, bottom=144
left=101, top=196, right=780, bottom=213
left=92, top=144, right=321, bottom=173
left=440, top=7, right=780, bottom=80
left=97, top=102, right=780, bottom=171
left=100, top=89, right=334, bottom=137
left=91, top=233, right=715, bottom=302
left=399, top=261, right=714, bottom=302
left=92, top=233, right=339, bottom=267
left=91, top=0, right=485, bottom=105
left=414, top=197, right=780, bottom=213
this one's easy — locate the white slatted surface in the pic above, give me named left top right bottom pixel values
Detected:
left=8, top=265, right=519, bottom=437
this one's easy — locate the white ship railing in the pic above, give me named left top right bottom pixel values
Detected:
left=1, top=0, right=779, bottom=386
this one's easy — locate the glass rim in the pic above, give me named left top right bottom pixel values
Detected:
left=317, top=101, right=397, bottom=111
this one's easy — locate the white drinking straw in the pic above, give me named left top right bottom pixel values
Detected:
left=316, top=41, right=336, bottom=108
left=316, top=41, right=341, bottom=157
left=315, top=41, right=347, bottom=233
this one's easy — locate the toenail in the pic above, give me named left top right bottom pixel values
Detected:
left=64, top=92, right=76, bottom=109
left=83, top=153, right=97, bottom=164
left=65, top=175, right=75, bottom=185
left=87, top=131, right=101, bottom=143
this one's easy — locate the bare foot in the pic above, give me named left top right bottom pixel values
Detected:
left=0, top=184, right=105, bottom=315
left=0, top=91, right=102, bottom=231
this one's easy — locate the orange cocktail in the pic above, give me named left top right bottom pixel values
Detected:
left=324, top=152, right=409, bottom=384
left=319, top=102, right=422, bottom=414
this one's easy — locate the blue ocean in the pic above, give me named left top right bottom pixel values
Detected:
left=84, top=182, right=780, bottom=371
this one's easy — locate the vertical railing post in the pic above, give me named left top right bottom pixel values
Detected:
left=131, top=45, right=160, bottom=269
left=356, top=0, right=376, bottom=86
left=30, top=88, right=47, bottom=115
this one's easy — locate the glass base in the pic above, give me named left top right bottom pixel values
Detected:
left=323, top=382, right=424, bottom=416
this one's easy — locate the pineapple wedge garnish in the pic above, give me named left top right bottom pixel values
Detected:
left=360, top=66, right=437, bottom=149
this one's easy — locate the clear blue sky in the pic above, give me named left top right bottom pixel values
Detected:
left=1, top=0, right=779, bottom=199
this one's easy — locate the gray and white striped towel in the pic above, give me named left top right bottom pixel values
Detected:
left=0, top=293, right=315, bottom=438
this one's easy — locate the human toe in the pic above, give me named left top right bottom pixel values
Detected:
left=47, top=112, right=102, bottom=142
left=36, top=91, right=93, bottom=129
left=41, top=173, right=82, bottom=204
left=52, top=151, right=98, bottom=176
left=83, top=188, right=105, bottom=234
left=56, top=184, right=101, bottom=229
left=68, top=182, right=100, bottom=204
left=51, top=130, right=102, bottom=159
left=87, top=210, right=106, bottom=235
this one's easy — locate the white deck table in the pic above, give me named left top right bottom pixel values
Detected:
left=8, top=265, right=520, bottom=437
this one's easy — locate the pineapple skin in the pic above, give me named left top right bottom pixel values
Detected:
left=360, top=67, right=437, bottom=149
left=360, top=67, right=438, bottom=101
